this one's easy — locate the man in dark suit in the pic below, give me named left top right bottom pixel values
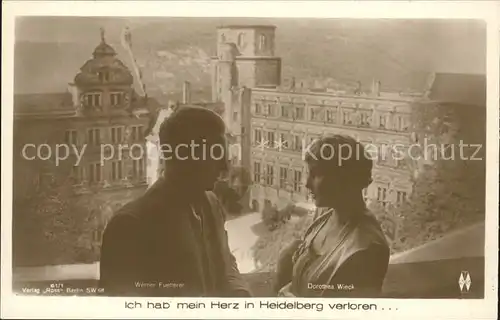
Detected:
left=99, top=106, right=251, bottom=297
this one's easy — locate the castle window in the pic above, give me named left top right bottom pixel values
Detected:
left=255, top=103, right=262, bottom=115
left=254, top=129, right=262, bottom=145
left=71, top=166, right=83, bottom=185
left=281, top=105, right=290, bottom=118
left=87, top=128, right=101, bottom=145
left=279, top=166, right=288, bottom=189
left=360, top=112, right=371, bottom=127
left=111, top=160, right=124, bottom=181
left=377, top=186, right=388, bottom=206
left=397, top=115, right=409, bottom=131
left=259, top=34, right=267, bottom=50
left=378, top=143, right=389, bottom=165
left=85, top=93, right=102, bottom=108
left=396, top=191, right=407, bottom=204
left=270, top=104, right=278, bottom=117
left=263, top=104, right=270, bottom=116
left=266, top=131, right=275, bottom=148
left=132, top=159, right=145, bottom=180
left=110, top=92, right=123, bottom=106
left=93, top=227, right=104, bottom=243
left=395, top=156, right=407, bottom=169
left=279, top=133, right=289, bottom=149
left=110, top=127, right=123, bottom=144
left=310, top=108, right=319, bottom=121
left=293, top=170, right=302, bottom=192
left=98, top=71, right=110, bottom=82
left=292, top=135, right=302, bottom=151
left=233, top=111, right=238, bottom=121
left=131, top=125, right=144, bottom=142
left=264, top=104, right=271, bottom=116
left=88, top=162, right=103, bottom=184
left=379, top=114, right=388, bottom=129
left=362, top=188, right=368, bottom=201
left=253, top=162, right=261, bottom=183
left=220, top=33, right=226, bottom=43
left=265, top=164, right=274, bottom=186
left=237, top=33, right=244, bottom=47
left=326, top=109, right=336, bottom=123
left=294, top=106, right=305, bottom=120
left=64, top=129, right=78, bottom=146
left=342, top=111, right=352, bottom=125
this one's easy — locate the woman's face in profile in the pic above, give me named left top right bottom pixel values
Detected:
left=306, top=161, right=345, bottom=208
left=306, top=162, right=328, bottom=207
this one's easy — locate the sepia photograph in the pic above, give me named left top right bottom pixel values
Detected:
left=8, top=15, right=489, bottom=300
left=2, top=2, right=498, bottom=319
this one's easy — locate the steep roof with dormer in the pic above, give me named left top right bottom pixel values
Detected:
left=74, top=28, right=133, bottom=87
left=14, top=29, right=162, bottom=119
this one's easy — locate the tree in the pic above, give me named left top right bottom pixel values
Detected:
left=373, top=101, right=487, bottom=254
left=213, top=165, right=252, bottom=215
left=227, top=165, right=252, bottom=200
left=213, top=179, right=243, bottom=215
left=13, top=158, right=104, bottom=267
left=260, top=202, right=290, bottom=231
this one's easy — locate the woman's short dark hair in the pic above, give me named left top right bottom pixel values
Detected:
left=305, top=134, right=373, bottom=189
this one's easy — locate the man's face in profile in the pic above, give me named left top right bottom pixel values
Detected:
left=193, top=133, right=229, bottom=191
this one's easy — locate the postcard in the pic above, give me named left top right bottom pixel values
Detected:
left=1, top=1, right=498, bottom=319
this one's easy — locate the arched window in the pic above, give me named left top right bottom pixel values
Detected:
left=220, top=33, right=226, bottom=43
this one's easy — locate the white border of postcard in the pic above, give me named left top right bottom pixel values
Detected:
left=2, top=1, right=499, bottom=319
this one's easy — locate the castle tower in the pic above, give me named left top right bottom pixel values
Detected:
left=217, top=42, right=239, bottom=129
left=211, top=25, right=282, bottom=102
left=211, top=24, right=282, bottom=165
left=210, top=26, right=283, bottom=211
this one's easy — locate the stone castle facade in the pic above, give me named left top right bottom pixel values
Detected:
left=209, top=25, right=422, bottom=212
left=146, top=24, right=456, bottom=212
left=13, top=31, right=158, bottom=255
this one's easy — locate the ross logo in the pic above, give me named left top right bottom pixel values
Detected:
left=458, top=271, right=472, bottom=293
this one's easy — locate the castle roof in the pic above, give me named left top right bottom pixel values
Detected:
left=74, top=29, right=133, bottom=87
left=14, top=92, right=75, bottom=118
left=93, top=28, right=117, bottom=58
left=92, top=41, right=117, bottom=58
left=14, top=90, right=161, bottom=119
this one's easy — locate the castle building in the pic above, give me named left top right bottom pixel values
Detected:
left=208, top=25, right=423, bottom=212
left=14, top=30, right=160, bottom=240
left=145, top=24, right=486, bottom=214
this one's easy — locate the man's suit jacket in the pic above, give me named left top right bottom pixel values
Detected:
left=99, top=178, right=251, bottom=297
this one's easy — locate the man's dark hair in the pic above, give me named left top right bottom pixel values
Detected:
left=159, top=106, right=227, bottom=162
